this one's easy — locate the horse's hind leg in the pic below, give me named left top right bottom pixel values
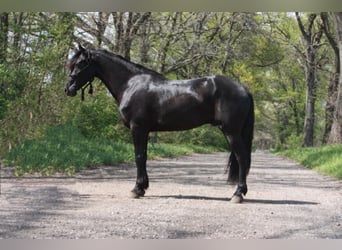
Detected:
left=225, top=133, right=249, bottom=203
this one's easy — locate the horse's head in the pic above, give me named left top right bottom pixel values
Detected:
left=65, top=44, right=96, bottom=97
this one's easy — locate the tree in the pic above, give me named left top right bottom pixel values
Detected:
left=0, top=12, right=9, bottom=63
left=0, top=12, right=27, bottom=121
left=320, top=12, right=340, bottom=143
left=75, top=12, right=151, bottom=60
left=327, top=12, right=342, bottom=144
left=0, top=13, right=77, bottom=154
left=3, top=12, right=337, bottom=155
left=296, top=13, right=325, bottom=147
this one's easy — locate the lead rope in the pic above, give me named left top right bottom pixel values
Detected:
left=81, top=79, right=94, bottom=101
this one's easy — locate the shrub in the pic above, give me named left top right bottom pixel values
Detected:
left=5, top=123, right=223, bottom=176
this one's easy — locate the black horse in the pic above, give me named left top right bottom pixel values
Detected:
left=65, top=45, right=254, bottom=203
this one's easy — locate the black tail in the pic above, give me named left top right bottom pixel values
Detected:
left=227, top=93, right=254, bottom=183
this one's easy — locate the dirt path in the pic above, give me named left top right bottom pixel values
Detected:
left=0, top=151, right=341, bottom=239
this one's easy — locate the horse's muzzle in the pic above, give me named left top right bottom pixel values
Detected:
left=65, top=83, right=77, bottom=97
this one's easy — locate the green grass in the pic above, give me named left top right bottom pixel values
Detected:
left=4, top=124, right=222, bottom=176
left=276, top=144, right=342, bottom=179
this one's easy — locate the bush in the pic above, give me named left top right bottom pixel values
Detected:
left=5, top=124, right=134, bottom=175
left=154, top=125, right=228, bottom=150
left=70, top=91, right=131, bottom=142
left=5, top=123, right=223, bottom=176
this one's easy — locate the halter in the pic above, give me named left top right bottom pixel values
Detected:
left=70, top=50, right=95, bottom=101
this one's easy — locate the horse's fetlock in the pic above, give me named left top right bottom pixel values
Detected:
left=136, top=175, right=149, bottom=189
left=235, top=184, right=248, bottom=196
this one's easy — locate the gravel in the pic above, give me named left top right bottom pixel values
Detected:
left=0, top=151, right=341, bottom=239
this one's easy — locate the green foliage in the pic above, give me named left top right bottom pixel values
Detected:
left=4, top=124, right=130, bottom=175
left=0, top=12, right=339, bottom=163
left=0, top=13, right=76, bottom=156
left=4, top=124, right=221, bottom=176
left=69, top=87, right=131, bottom=142
left=155, top=125, right=227, bottom=150
left=275, top=145, right=342, bottom=179
left=0, top=63, right=27, bottom=119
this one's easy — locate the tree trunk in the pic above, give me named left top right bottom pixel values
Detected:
left=290, top=79, right=302, bottom=136
left=321, top=12, right=340, bottom=143
left=324, top=70, right=339, bottom=143
left=302, top=46, right=317, bottom=147
left=0, top=12, right=9, bottom=63
left=94, top=12, right=110, bottom=47
left=328, top=12, right=342, bottom=144
left=158, top=12, right=179, bottom=74
left=296, top=13, right=324, bottom=147
left=112, top=12, right=151, bottom=60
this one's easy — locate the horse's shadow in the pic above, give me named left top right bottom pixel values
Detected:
left=148, top=195, right=319, bottom=205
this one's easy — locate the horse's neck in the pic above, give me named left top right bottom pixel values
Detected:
left=94, top=53, right=134, bottom=104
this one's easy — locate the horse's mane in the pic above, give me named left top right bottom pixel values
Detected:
left=68, top=47, right=166, bottom=80
left=97, top=49, right=166, bottom=80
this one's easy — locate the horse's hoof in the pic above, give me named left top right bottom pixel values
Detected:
left=130, top=191, right=140, bottom=199
left=130, top=190, right=145, bottom=199
left=230, top=194, right=243, bottom=203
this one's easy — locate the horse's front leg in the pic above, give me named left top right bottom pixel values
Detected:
left=130, top=126, right=149, bottom=198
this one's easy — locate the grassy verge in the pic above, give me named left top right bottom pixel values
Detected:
left=4, top=124, right=223, bottom=176
left=275, top=144, right=342, bottom=179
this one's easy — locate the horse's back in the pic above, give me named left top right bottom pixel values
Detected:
left=151, top=77, right=218, bottom=131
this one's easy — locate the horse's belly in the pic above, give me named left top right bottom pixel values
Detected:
left=154, top=103, right=214, bottom=131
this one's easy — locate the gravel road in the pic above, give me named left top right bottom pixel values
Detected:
left=0, top=151, right=341, bottom=239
